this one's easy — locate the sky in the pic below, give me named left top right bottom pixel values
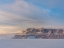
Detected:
left=0, top=0, right=64, bottom=34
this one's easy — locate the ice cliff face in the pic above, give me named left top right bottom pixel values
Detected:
left=13, top=28, right=64, bottom=39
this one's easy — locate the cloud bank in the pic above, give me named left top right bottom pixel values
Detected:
left=0, top=0, right=63, bottom=37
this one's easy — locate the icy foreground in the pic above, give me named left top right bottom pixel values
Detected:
left=0, top=39, right=64, bottom=48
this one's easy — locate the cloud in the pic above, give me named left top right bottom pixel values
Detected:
left=0, top=0, right=52, bottom=25
left=25, top=0, right=64, bottom=9
left=0, top=0, right=59, bottom=36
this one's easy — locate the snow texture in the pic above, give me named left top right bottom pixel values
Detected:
left=0, top=39, right=64, bottom=48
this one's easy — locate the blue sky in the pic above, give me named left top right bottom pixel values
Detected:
left=0, top=0, right=64, bottom=34
left=0, top=0, right=14, bottom=4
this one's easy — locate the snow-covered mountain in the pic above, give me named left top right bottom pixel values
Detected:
left=13, top=28, right=64, bottom=39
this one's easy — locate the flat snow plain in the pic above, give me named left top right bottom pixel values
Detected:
left=0, top=39, right=64, bottom=48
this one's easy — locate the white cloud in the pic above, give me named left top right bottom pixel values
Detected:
left=0, top=0, right=59, bottom=36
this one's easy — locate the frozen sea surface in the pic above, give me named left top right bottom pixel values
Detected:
left=0, top=39, right=64, bottom=48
